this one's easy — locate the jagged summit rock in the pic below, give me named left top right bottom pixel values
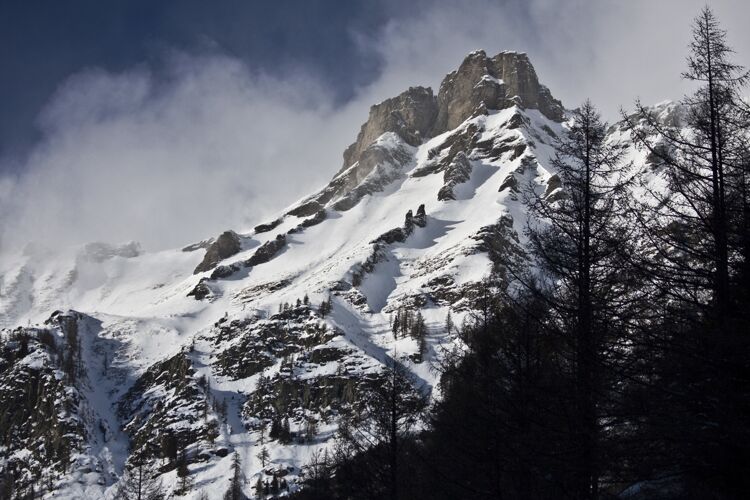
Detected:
left=301, top=50, right=564, bottom=214
left=340, top=86, right=437, bottom=174
left=339, top=50, right=563, bottom=173
left=432, top=50, right=564, bottom=134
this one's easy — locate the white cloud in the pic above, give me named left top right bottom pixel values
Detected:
left=1, top=0, right=748, bottom=253
left=362, top=0, right=749, bottom=120
left=0, top=55, right=363, bottom=252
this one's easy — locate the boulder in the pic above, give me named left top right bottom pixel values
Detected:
left=187, top=279, right=212, bottom=300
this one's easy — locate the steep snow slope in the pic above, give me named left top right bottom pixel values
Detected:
left=0, top=50, right=654, bottom=499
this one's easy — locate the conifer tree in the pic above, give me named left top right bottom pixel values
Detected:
left=269, top=418, right=281, bottom=440
left=281, top=417, right=292, bottom=444
left=224, top=452, right=245, bottom=500
left=521, top=99, right=635, bottom=498
left=425, top=290, right=566, bottom=499
left=113, top=461, right=165, bottom=500
left=409, top=311, right=425, bottom=340
left=256, top=446, right=270, bottom=469
left=159, top=431, right=177, bottom=465
left=444, top=310, right=454, bottom=334
left=319, top=295, right=333, bottom=317
left=626, top=7, right=750, bottom=495
left=176, top=446, right=193, bottom=495
left=332, top=360, right=427, bottom=500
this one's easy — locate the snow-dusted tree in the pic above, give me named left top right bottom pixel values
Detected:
left=256, top=446, right=270, bottom=469
left=318, top=295, right=332, bottom=317
left=391, top=310, right=400, bottom=339
left=281, top=417, right=292, bottom=444
left=224, top=452, right=245, bottom=500
left=113, top=461, right=165, bottom=500
left=409, top=311, right=426, bottom=340
left=175, top=446, right=193, bottom=495
left=444, top=310, right=454, bottom=334
left=410, top=311, right=428, bottom=362
left=304, top=417, right=318, bottom=442
left=219, top=399, right=228, bottom=423
left=269, top=417, right=281, bottom=440
left=254, top=476, right=264, bottom=497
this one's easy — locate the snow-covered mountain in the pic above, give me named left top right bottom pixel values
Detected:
left=0, top=50, right=661, bottom=499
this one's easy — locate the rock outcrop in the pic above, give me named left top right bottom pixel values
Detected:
left=438, top=152, right=473, bottom=200
left=305, top=134, right=414, bottom=213
left=117, top=352, right=219, bottom=467
left=254, top=218, right=283, bottom=234
left=193, top=230, right=242, bottom=274
left=340, top=86, right=437, bottom=173
left=244, top=234, right=286, bottom=268
left=340, top=50, right=562, bottom=175
left=432, top=50, right=563, bottom=134
left=325, top=50, right=562, bottom=211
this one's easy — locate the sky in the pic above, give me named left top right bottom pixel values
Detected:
left=0, top=0, right=748, bottom=253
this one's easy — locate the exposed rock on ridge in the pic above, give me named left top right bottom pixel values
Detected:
left=339, top=50, right=563, bottom=174
left=438, top=152, right=473, bottom=201
left=340, top=87, right=437, bottom=174
left=299, top=134, right=414, bottom=213
left=193, top=230, right=242, bottom=274
left=431, top=50, right=564, bottom=134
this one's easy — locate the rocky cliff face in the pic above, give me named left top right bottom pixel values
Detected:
left=321, top=51, right=563, bottom=216
left=339, top=51, right=562, bottom=172
left=194, top=230, right=242, bottom=274
left=340, top=86, right=437, bottom=173
left=432, top=50, right=564, bottom=134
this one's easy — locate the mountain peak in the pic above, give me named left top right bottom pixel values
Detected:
left=340, top=50, right=563, bottom=172
left=432, top=50, right=563, bottom=134
left=341, top=86, right=437, bottom=173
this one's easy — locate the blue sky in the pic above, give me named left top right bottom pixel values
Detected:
left=1, top=0, right=748, bottom=252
